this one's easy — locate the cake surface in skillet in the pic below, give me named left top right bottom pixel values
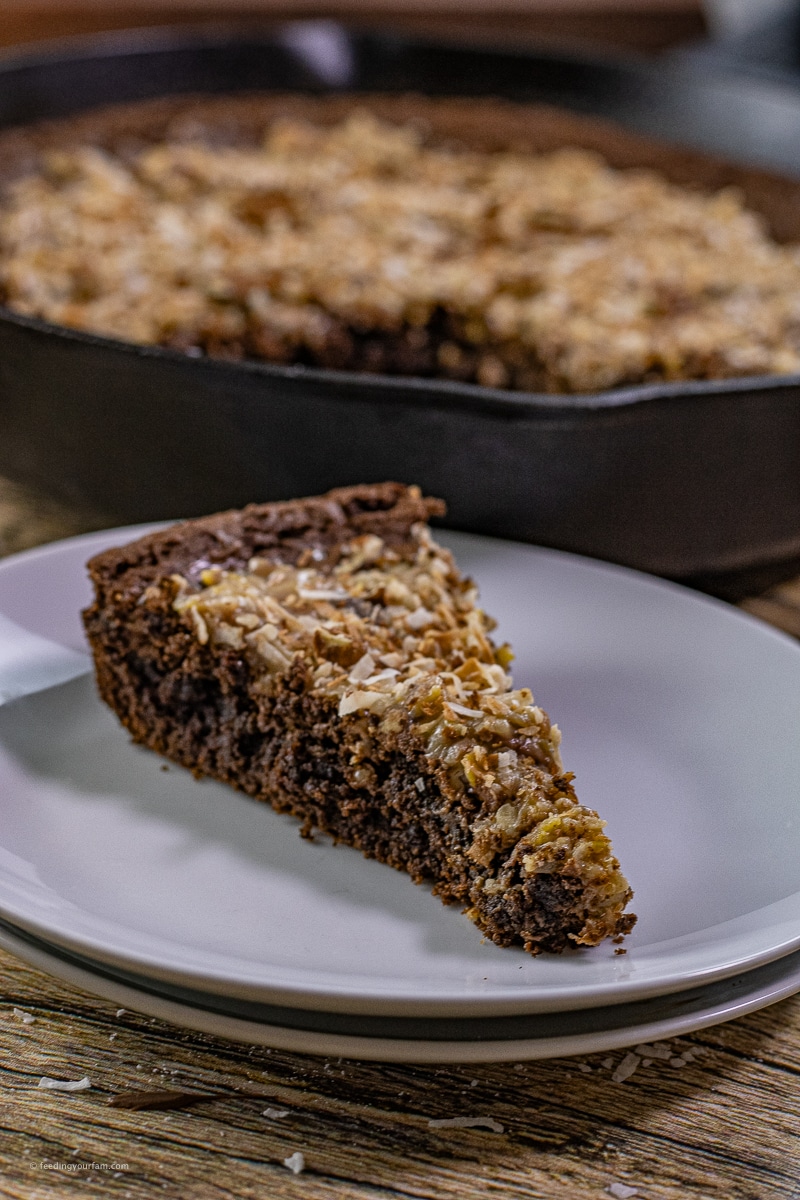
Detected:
left=3, top=94, right=800, bottom=393
left=82, top=483, right=635, bottom=955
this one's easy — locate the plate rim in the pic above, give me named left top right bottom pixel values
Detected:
left=1, top=918, right=799, bottom=1064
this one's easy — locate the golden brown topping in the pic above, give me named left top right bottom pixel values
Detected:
left=172, top=523, right=523, bottom=738
left=3, top=111, right=800, bottom=391
left=167, top=519, right=635, bottom=938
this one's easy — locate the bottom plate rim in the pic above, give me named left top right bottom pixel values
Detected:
left=2, top=920, right=799, bottom=1064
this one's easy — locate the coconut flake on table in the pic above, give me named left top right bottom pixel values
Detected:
left=264, top=1107, right=290, bottom=1119
left=38, top=1076, right=91, bottom=1092
left=12, top=1007, right=35, bottom=1024
left=607, top=1184, right=640, bottom=1199
left=283, top=1151, right=305, bottom=1174
left=611, top=1053, right=640, bottom=1083
left=633, top=1042, right=672, bottom=1061
left=428, top=1116, right=505, bottom=1133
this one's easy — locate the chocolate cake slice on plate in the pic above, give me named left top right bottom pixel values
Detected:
left=82, top=483, right=635, bottom=954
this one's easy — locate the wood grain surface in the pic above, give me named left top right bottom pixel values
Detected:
left=0, top=944, right=798, bottom=1200
left=0, top=472, right=798, bottom=1199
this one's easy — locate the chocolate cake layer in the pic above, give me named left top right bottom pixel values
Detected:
left=83, top=483, right=635, bottom=954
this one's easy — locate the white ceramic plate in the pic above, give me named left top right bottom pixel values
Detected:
left=2, top=915, right=799, bottom=1063
left=0, top=527, right=799, bottom=1018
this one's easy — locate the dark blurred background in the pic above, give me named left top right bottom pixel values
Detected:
left=0, top=1, right=708, bottom=56
left=5, top=3, right=800, bottom=83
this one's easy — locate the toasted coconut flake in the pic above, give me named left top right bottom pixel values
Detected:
left=428, top=1116, right=504, bottom=1133
left=611, top=1053, right=640, bottom=1083
left=283, top=1151, right=305, bottom=1174
left=447, top=702, right=483, bottom=718
left=405, top=606, right=438, bottom=630
left=339, top=690, right=386, bottom=716
left=38, top=1076, right=91, bottom=1092
left=348, top=652, right=376, bottom=683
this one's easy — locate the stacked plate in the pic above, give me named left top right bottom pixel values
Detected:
left=0, top=526, right=799, bottom=1063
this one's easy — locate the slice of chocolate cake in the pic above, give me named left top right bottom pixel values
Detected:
left=82, top=483, right=635, bottom=954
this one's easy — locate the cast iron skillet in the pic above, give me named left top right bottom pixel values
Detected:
left=2, top=22, right=800, bottom=581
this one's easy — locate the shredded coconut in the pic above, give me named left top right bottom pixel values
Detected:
left=405, top=606, right=438, bottom=629
left=611, top=1053, right=640, bottom=1083
left=37, top=1076, right=91, bottom=1092
left=428, top=1116, right=505, bottom=1133
left=347, top=651, right=375, bottom=683
left=607, top=1184, right=640, bottom=1199
left=447, top=702, right=484, bottom=718
left=633, top=1042, right=672, bottom=1061
left=264, top=1107, right=290, bottom=1119
left=297, top=587, right=347, bottom=601
left=283, top=1151, right=305, bottom=1174
left=12, top=1007, right=35, bottom=1024
left=338, top=689, right=386, bottom=716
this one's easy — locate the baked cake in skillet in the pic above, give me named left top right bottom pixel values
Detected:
left=82, top=483, right=635, bottom=954
left=3, top=93, right=800, bottom=394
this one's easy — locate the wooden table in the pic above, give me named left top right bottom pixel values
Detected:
left=0, top=474, right=799, bottom=1200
